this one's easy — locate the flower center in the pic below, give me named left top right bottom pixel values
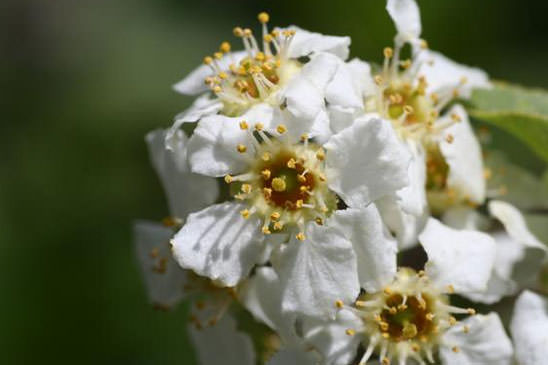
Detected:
left=224, top=122, right=337, bottom=240
left=202, top=12, right=302, bottom=116
left=338, top=268, right=477, bottom=365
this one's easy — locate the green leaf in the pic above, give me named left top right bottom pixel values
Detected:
left=469, top=83, right=548, bottom=163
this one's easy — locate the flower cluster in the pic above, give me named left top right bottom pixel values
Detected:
left=134, top=1, right=547, bottom=364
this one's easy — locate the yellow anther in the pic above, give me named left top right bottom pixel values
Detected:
left=255, top=122, right=264, bottom=131
left=383, top=287, right=392, bottom=295
left=411, top=344, right=420, bottom=352
left=212, top=86, right=222, bottom=94
left=383, top=47, right=393, bottom=58
left=243, top=28, right=252, bottom=37
left=382, top=357, right=390, bottom=365
left=380, top=321, right=389, bottom=331
left=233, top=27, right=244, bottom=37
left=345, top=329, right=355, bottom=336
left=452, top=346, right=460, bottom=353
left=420, top=39, right=429, bottom=49
left=451, top=113, right=462, bottom=122
left=403, top=323, right=418, bottom=339
left=467, top=308, right=476, bottom=315
left=237, top=144, right=247, bottom=153
left=449, top=316, right=457, bottom=326
left=270, top=212, right=280, bottom=221
left=299, top=185, right=308, bottom=192
left=241, top=184, right=252, bottom=193
left=273, top=222, right=283, bottom=231
left=297, top=174, right=307, bottom=183
left=287, top=158, right=296, bottom=169
left=220, top=41, right=231, bottom=53
left=240, top=209, right=250, bottom=219
left=401, top=59, right=412, bottom=69
left=418, top=270, right=426, bottom=277
left=276, top=124, right=287, bottom=134
left=203, top=56, right=213, bottom=65
left=239, top=121, right=249, bottom=130
left=224, top=175, right=233, bottom=183
left=355, top=300, right=367, bottom=308
left=397, top=304, right=408, bottom=311
left=374, top=75, right=384, bottom=86
left=296, top=199, right=303, bottom=208
left=315, top=217, right=323, bottom=225
left=319, top=173, right=326, bottom=182
left=214, top=52, right=223, bottom=60
left=296, top=232, right=306, bottom=241
left=382, top=333, right=390, bottom=339
left=463, top=325, right=470, bottom=334
left=218, top=72, right=228, bottom=80
left=445, top=134, right=454, bottom=143
left=300, top=133, right=309, bottom=142
left=263, top=187, right=272, bottom=198
left=258, top=12, right=270, bottom=23
left=255, top=52, right=266, bottom=62
left=271, top=30, right=280, bottom=37
left=446, top=285, right=455, bottom=294
left=263, top=34, right=273, bottom=42
left=262, top=226, right=271, bottom=234
left=261, top=152, right=271, bottom=161
left=315, top=149, right=325, bottom=161
left=335, top=300, right=344, bottom=309
left=389, top=306, right=397, bottom=315
left=425, top=313, right=434, bottom=321
left=403, top=105, right=414, bottom=114
left=271, top=177, right=287, bottom=192
left=261, top=169, right=271, bottom=179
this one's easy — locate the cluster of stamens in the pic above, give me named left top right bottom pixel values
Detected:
left=202, top=12, right=301, bottom=116
left=336, top=268, right=476, bottom=365
left=224, top=122, right=337, bottom=241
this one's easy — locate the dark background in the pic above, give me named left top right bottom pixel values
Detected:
left=2, top=0, right=547, bottom=363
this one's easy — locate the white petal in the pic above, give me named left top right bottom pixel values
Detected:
left=419, top=218, right=496, bottom=294
left=489, top=200, right=546, bottom=250
left=327, top=104, right=361, bottom=135
left=280, top=26, right=351, bottom=60
left=187, top=104, right=274, bottom=176
left=440, top=313, right=513, bottom=365
left=173, top=50, right=247, bottom=95
left=134, top=221, right=187, bottom=309
left=441, top=205, right=487, bottom=231
left=417, top=50, right=490, bottom=98
left=377, top=195, right=427, bottom=250
left=396, top=140, right=427, bottom=216
left=267, top=349, right=319, bottom=365
left=325, top=58, right=367, bottom=109
left=171, top=202, right=265, bottom=286
left=189, top=313, right=256, bottom=365
left=167, top=94, right=223, bottom=142
left=283, top=53, right=339, bottom=121
left=386, top=0, right=422, bottom=42
left=511, top=291, right=548, bottom=365
left=274, top=223, right=360, bottom=318
left=331, top=206, right=398, bottom=291
left=146, top=129, right=219, bottom=218
left=303, top=309, right=363, bottom=365
left=240, top=267, right=299, bottom=344
left=438, top=105, right=486, bottom=204
left=325, top=116, right=411, bottom=208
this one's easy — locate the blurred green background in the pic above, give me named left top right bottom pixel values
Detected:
left=2, top=0, right=547, bottom=363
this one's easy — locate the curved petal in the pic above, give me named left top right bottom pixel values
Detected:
left=441, top=205, right=487, bottom=231
left=171, top=202, right=265, bottom=286
left=167, top=94, right=223, bottom=143
left=283, top=52, right=339, bottom=121
left=386, top=0, right=422, bottom=42
left=267, top=348, right=319, bottom=365
left=419, top=218, right=496, bottom=294
left=274, top=223, right=360, bottom=318
left=189, top=313, right=256, bottom=365
left=377, top=195, right=427, bottom=250
left=279, top=26, right=350, bottom=60
left=417, top=50, right=490, bottom=98
left=187, top=104, right=274, bottom=176
left=440, top=313, right=513, bottom=365
left=325, top=58, right=367, bottom=109
left=146, top=129, right=219, bottom=218
left=173, top=50, right=247, bottom=95
left=240, top=267, right=299, bottom=344
left=331, top=206, right=398, bottom=291
left=511, top=291, right=548, bottom=365
left=325, top=116, right=411, bottom=208
left=396, top=140, right=427, bottom=216
left=134, top=220, right=187, bottom=309
left=303, top=309, right=363, bottom=365
left=438, top=105, right=486, bottom=204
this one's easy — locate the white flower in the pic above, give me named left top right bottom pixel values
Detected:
left=189, top=313, right=256, bottom=365
left=301, top=218, right=507, bottom=365
left=447, top=201, right=547, bottom=304
left=146, top=129, right=219, bottom=220
left=511, top=290, right=548, bottom=365
left=169, top=12, right=350, bottom=143
left=171, top=115, right=410, bottom=317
